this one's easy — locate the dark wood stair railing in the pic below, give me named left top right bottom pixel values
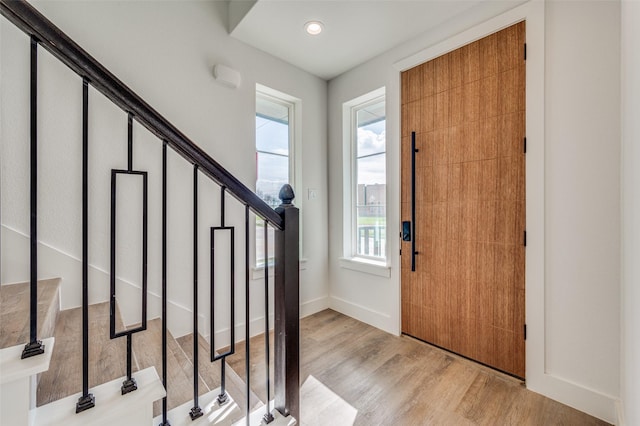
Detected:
left=0, top=0, right=300, bottom=423
left=0, top=0, right=282, bottom=228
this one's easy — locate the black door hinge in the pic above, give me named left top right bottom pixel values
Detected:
left=523, top=231, right=527, bottom=247
left=400, top=249, right=402, bottom=256
left=524, top=324, right=527, bottom=340
left=524, top=43, right=527, bottom=60
left=524, top=137, right=527, bottom=153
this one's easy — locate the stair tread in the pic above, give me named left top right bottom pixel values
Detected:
left=0, top=278, right=60, bottom=349
left=132, top=318, right=208, bottom=417
left=36, top=301, right=127, bottom=406
left=176, top=333, right=263, bottom=417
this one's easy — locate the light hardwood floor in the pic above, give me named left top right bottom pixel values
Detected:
left=227, top=309, right=609, bottom=426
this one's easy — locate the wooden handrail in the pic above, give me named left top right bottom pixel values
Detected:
left=0, top=0, right=283, bottom=229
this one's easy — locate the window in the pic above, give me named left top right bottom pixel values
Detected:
left=344, top=88, right=386, bottom=263
left=354, top=99, right=386, bottom=259
left=255, top=89, right=294, bottom=267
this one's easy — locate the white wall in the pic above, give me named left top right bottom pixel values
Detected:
left=543, top=0, right=620, bottom=409
left=327, top=0, right=620, bottom=423
left=1, top=1, right=329, bottom=341
left=621, top=1, right=640, bottom=425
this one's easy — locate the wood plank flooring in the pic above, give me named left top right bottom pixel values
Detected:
left=2, top=278, right=611, bottom=425
left=227, top=309, right=609, bottom=426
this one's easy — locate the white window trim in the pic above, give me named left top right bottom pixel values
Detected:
left=251, top=258, right=308, bottom=280
left=339, top=257, right=391, bottom=278
left=254, top=84, right=303, bottom=272
left=342, top=87, right=387, bottom=267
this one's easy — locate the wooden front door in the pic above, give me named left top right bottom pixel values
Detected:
left=400, top=22, right=526, bottom=378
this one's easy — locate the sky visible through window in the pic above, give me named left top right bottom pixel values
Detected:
left=356, top=100, right=386, bottom=259
left=256, top=96, right=290, bottom=267
left=256, top=110, right=289, bottom=208
left=357, top=119, right=386, bottom=185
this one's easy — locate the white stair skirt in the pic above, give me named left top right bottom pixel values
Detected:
left=155, top=392, right=296, bottom=426
left=152, top=388, right=241, bottom=426
left=32, top=366, right=165, bottom=425
left=0, top=337, right=55, bottom=426
left=232, top=401, right=297, bottom=426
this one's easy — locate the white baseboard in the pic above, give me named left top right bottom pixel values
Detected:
left=526, top=370, right=618, bottom=424
left=328, top=295, right=393, bottom=335
left=205, top=315, right=273, bottom=351
left=616, top=399, right=625, bottom=426
left=301, top=295, right=329, bottom=318
left=201, top=296, right=330, bottom=351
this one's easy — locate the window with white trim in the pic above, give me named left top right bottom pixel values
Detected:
left=255, top=89, right=294, bottom=268
left=344, top=89, right=386, bottom=262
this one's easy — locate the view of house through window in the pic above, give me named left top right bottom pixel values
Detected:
left=256, top=91, right=292, bottom=267
left=354, top=98, right=386, bottom=259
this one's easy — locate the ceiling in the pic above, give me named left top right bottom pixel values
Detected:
left=229, top=0, right=488, bottom=80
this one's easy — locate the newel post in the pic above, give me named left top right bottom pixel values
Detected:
left=274, top=184, right=300, bottom=421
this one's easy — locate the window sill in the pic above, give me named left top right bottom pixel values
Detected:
left=339, top=257, right=391, bottom=278
left=252, top=258, right=307, bottom=280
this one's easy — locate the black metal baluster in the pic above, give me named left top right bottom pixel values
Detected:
left=245, top=205, right=250, bottom=425
left=76, top=78, right=95, bottom=413
left=160, top=141, right=170, bottom=425
left=110, top=113, right=148, bottom=395
left=219, top=187, right=227, bottom=406
left=210, top=187, right=236, bottom=407
left=263, top=220, right=274, bottom=423
left=22, top=35, right=45, bottom=360
left=120, top=112, right=137, bottom=395
left=220, top=188, right=225, bottom=225
left=215, top=186, right=229, bottom=406
left=128, top=113, right=133, bottom=172
left=190, top=165, right=203, bottom=420
left=218, top=341, right=228, bottom=406
left=124, top=334, right=134, bottom=392
left=122, top=112, right=136, bottom=394
left=110, top=166, right=140, bottom=395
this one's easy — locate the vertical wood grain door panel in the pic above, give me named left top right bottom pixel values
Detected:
left=401, top=22, right=525, bottom=378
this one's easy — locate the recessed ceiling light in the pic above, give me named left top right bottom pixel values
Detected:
left=305, top=21, right=324, bottom=36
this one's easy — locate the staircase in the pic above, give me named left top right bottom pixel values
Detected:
left=0, top=279, right=284, bottom=424
left=0, top=0, right=300, bottom=424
